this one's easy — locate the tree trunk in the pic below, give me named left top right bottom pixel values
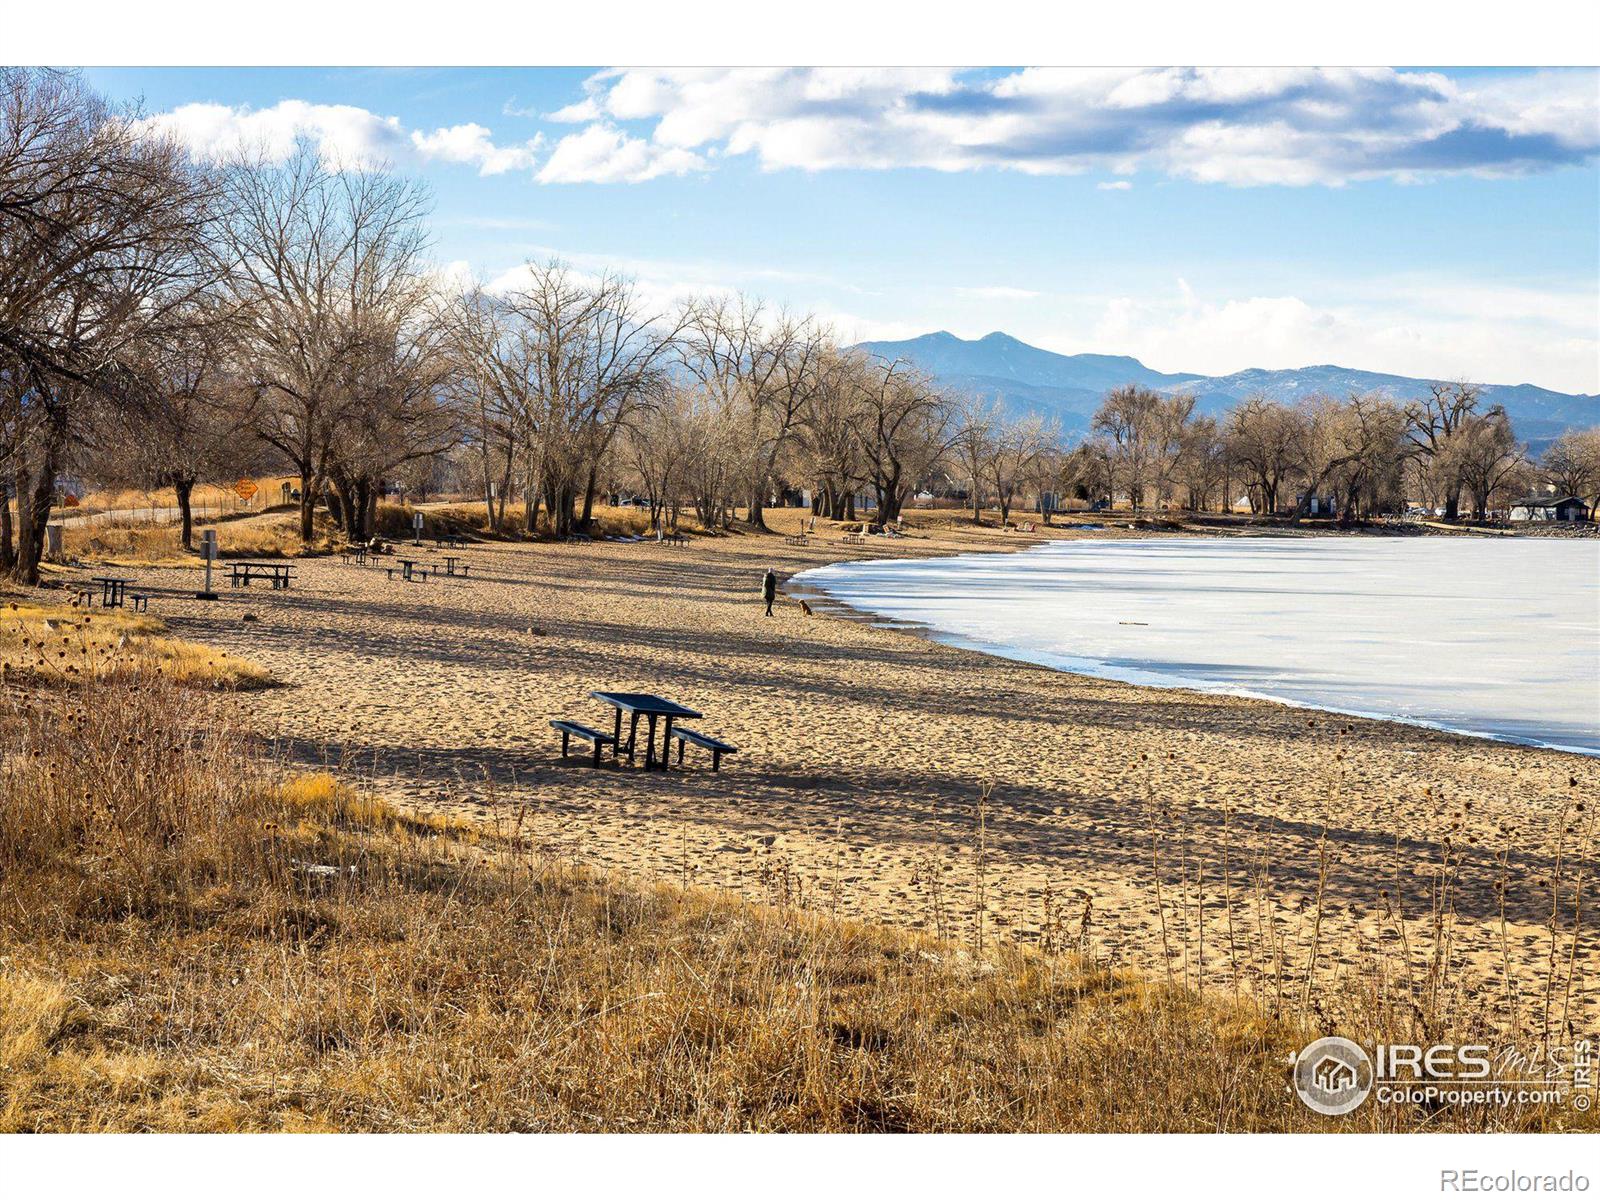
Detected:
left=298, top=472, right=316, bottom=543
left=523, top=458, right=539, bottom=535
left=175, top=478, right=196, bottom=551
left=580, top=464, right=598, bottom=528
left=10, top=448, right=57, bottom=587
left=747, top=486, right=768, bottom=532
left=1, top=482, right=14, bottom=572
left=350, top=479, right=371, bottom=542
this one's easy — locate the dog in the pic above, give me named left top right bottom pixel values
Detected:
left=799, top=599, right=813, bottom=617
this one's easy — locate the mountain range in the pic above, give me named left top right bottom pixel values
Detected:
left=854, top=331, right=1599, bottom=449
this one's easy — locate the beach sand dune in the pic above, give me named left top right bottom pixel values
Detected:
left=96, top=511, right=1598, bottom=1035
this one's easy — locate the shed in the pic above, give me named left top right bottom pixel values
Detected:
left=1508, top=495, right=1590, bottom=522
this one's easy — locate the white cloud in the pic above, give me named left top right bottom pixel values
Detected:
left=410, top=123, right=543, bottom=175
left=135, top=100, right=543, bottom=178
left=535, top=124, right=705, bottom=184
left=545, top=66, right=1600, bottom=187
left=1097, top=180, right=1133, bottom=191
left=133, top=100, right=410, bottom=168
left=1077, top=277, right=1600, bottom=393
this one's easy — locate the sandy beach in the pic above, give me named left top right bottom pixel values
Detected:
left=67, top=509, right=1599, bottom=1035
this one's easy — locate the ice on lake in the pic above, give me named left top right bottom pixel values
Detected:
left=796, top=537, right=1600, bottom=756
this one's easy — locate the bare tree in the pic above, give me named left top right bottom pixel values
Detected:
left=1540, top=427, right=1600, bottom=505
left=102, top=298, right=250, bottom=549
left=1224, top=395, right=1306, bottom=514
left=987, top=412, right=1053, bottom=526
left=1403, top=382, right=1483, bottom=520
left=681, top=296, right=820, bottom=530
left=1, top=68, right=220, bottom=583
left=856, top=355, right=954, bottom=522
left=220, top=143, right=432, bottom=544
left=953, top=394, right=1001, bottom=523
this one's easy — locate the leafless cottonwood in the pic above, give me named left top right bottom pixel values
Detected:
left=1, top=67, right=220, bottom=583
left=219, top=142, right=433, bottom=544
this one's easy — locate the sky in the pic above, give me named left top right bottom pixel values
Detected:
left=84, top=66, right=1600, bottom=395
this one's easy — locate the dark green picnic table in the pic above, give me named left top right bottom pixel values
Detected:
left=590, top=691, right=702, bottom=771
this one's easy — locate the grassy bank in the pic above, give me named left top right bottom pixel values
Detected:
left=1, top=599, right=270, bottom=690
left=1, top=672, right=1591, bottom=1132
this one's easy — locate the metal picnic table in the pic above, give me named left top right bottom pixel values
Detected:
left=590, top=691, right=702, bottom=771
left=90, top=575, right=132, bottom=608
left=229, top=561, right=295, bottom=589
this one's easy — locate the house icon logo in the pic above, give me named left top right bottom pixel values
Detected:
left=1293, top=1037, right=1373, bottom=1116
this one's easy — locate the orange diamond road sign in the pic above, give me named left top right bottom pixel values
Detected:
left=235, top=479, right=258, bottom=501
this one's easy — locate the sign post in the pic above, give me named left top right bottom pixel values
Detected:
left=196, top=529, right=219, bottom=600
left=413, top=511, right=424, bottom=546
left=235, top=478, right=259, bottom=508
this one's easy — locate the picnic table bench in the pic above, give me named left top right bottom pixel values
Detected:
left=549, top=719, right=615, bottom=767
left=784, top=534, right=809, bottom=546
left=589, top=691, right=701, bottom=771
left=441, top=555, right=469, bottom=577
left=841, top=532, right=866, bottom=545
left=671, top=727, right=738, bottom=772
left=90, top=576, right=133, bottom=608
left=384, top=558, right=427, bottom=583
left=435, top=534, right=466, bottom=550
left=657, top=531, right=686, bottom=546
left=230, top=561, right=295, bottom=589
left=341, top=546, right=370, bottom=565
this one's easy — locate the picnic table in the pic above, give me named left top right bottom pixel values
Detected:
left=436, top=534, right=465, bottom=550
left=442, top=555, right=469, bottom=577
left=90, top=576, right=132, bottom=608
left=590, top=691, right=702, bottom=771
left=230, top=561, right=294, bottom=589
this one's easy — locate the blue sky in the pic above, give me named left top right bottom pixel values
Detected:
left=86, top=66, right=1600, bottom=393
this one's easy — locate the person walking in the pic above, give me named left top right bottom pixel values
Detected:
left=761, top=567, right=778, bottom=617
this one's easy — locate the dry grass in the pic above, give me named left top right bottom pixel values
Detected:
left=0, top=599, right=271, bottom=691
left=70, top=478, right=298, bottom=516
left=61, top=511, right=334, bottom=566
left=0, top=672, right=1593, bottom=1133
left=415, top=501, right=705, bottom=541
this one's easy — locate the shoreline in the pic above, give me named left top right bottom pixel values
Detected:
left=788, top=535, right=1600, bottom=759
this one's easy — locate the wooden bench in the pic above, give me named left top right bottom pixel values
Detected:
left=670, top=727, right=738, bottom=772
left=128, top=593, right=149, bottom=613
left=550, top=719, right=614, bottom=767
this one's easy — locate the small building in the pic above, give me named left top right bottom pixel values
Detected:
left=1509, top=495, right=1590, bottom=523
left=1296, top=492, right=1337, bottom=517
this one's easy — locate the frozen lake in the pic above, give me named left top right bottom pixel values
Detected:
left=795, top=537, right=1600, bottom=755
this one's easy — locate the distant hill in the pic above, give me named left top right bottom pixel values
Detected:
left=855, top=331, right=1599, bottom=448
